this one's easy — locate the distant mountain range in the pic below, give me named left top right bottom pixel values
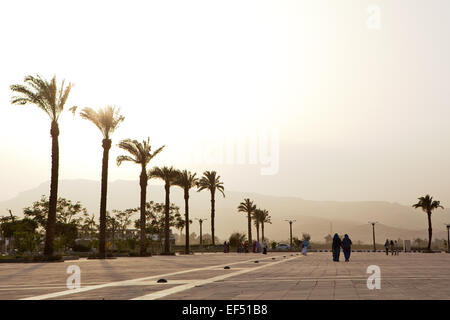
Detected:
left=1, top=179, right=449, bottom=243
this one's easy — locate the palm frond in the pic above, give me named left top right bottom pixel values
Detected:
left=117, top=137, right=164, bottom=170
left=412, top=194, right=444, bottom=213
left=56, top=79, right=73, bottom=120
left=116, top=155, right=137, bottom=166
left=150, top=145, right=165, bottom=161
left=197, top=170, right=225, bottom=197
left=237, top=198, right=256, bottom=214
left=10, top=74, right=73, bottom=122
left=80, top=106, right=124, bottom=139
left=117, top=139, right=141, bottom=161
left=149, top=166, right=180, bottom=184
left=174, top=170, right=198, bottom=190
left=10, top=84, right=51, bottom=117
left=69, top=106, right=78, bottom=116
left=261, top=209, right=272, bottom=224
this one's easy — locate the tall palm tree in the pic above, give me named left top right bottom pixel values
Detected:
left=412, top=194, right=444, bottom=251
left=149, top=166, right=180, bottom=254
left=197, top=171, right=225, bottom=246
left=260, top=209, right=271, bottom=242
left=79, top=106, right=124, bottom=258
left=10, top=75, right=72, bottom=257
left=238, top=198, right=256, bottom=251
left=117, top=138, right=164, bottom=255
left=174, top=170, right=198, bottom=254
left=252, top=209, right=264, bottom=243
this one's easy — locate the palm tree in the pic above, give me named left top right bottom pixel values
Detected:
left=174, top=170, right=198, bottom=254
left=78, top=106, right=124, bottom=258
left=117, top=138, right=164, bottom=255
left=252, top=209, right=264, bottom=243
left=197, top=171, right=225, bottom=246
left=10, top=75, right=73, bottom=257
left=260, top=209, right=271, bottom=242
left=412, top=194, right=444, bottom=251
left=238, top=198, right=256, bottom=251
left=149, top=166, right=180, bottom=254
left=82, top=213, right=97, bottom=238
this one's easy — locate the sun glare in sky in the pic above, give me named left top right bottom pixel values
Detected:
left=1, top=0, right=450, bottom=205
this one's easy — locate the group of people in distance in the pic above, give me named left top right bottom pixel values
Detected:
left=225, top=234, right=401, bottom=261
left=384, top=239, right=400, bottom=255
left=331, top=234, right=353, bottom=262
left=331, top=235, right=401, bottom=262
left=228, top=239, right=269, bottom=254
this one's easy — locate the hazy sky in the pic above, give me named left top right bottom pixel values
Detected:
left=1, top=0, right=450, bottom=206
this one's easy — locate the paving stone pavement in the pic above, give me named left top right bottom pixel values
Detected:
left=0, top=252, right=449, bottom=300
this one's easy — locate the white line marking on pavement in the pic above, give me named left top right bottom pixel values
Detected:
left=20, top=256, right=278, bottom=300
left=132, top=256, right=300, bottom=300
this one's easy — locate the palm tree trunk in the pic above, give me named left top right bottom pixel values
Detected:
left=211, top=191, right=215, bottom=246
left=248, top=212, right=252, bottom=251
left=261, top=222, right=265, bottom=242
left=164, top=183, right=171, bottom=253
left=44, top=121, right=59, bottom=257
left=427, top=212, right=432, bottom=251
left=98, top=139, right=111, bottom=259
left=139, top=168, right=148, bottom=256
left=184, top=190, right=190, bottom=254
left=256, top=222, right=260, bottom=243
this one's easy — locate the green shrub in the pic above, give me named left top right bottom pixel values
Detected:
left=32, top=254, right=63, bottom=262
left=72, top=244, right=90, bottom=252
left=14, top=231, right=40, bottom=254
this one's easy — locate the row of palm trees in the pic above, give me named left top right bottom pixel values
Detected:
left=9, top=74, right=225, bottom=258
left=236, top=195, right=445, bottom=253
left=12, top=76, right=444, bottom=258
left=237, top=198, right=271, bottom=251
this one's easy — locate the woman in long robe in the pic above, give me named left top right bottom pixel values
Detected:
left=332, top=233, right=342, bottom=262
left=342, top=234, right=352, bottom=262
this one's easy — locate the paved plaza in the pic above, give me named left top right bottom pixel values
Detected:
left=0, top=252, right=449, bottom=300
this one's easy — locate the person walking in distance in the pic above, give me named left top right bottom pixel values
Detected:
left=302, top=238, right=309, bottom=256
left=385, top=239, right=390, bottom=255
left=342, top=234, right=352, bottom=262
left=262, top=239, right=268, bottom=255
left=390, top=240, right=395, bottom=255
left=332, top=234, right=342, bottom=262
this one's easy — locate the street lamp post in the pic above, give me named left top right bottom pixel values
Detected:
left=285, top=220, right=296, bottom=250
left=369, top=222, right=378, bottom=252
left=196, top=218, right=207, bottom=249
